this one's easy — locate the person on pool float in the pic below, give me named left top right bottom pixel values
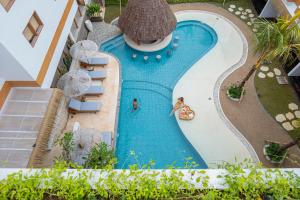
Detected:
left=170, top=97, right=184, bottom=115
left=133, top=98, right=138, bottom=111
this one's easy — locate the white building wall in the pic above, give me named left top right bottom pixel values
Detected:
left=42, top=1, right=78, bottom=88
left=0, top=42, right=32, bottom=81
left=0, top=0, right=73, bottom=83
left=259, top=0, right=278, bottom=18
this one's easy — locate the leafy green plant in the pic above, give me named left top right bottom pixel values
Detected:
left=227, top=84, right=244, bottom=99
left=86, top=2, right=101, bottom=17
left=265, top=143, right=286, bottom=163
left=56, top=132, right=75, bottom=162
left=62, top=54, right=72, bottom=71
left=1, top=161, right=300, bottom=199
left=83, top=142, right=116, bottom=169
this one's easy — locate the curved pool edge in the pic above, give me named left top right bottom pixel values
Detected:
left=211, top=16, right=260, bottom=163
left=101, top=52, right=122, bottom=150
left=173, top=10, right=259, bottom=168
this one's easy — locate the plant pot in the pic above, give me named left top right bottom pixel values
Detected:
left=90, top=16, right=103, bottom=22
left=263, top=144, right=285, bottom=164
left=226, top=89, right=241, bottom=102
left=90, top=13, right=102, bottom=22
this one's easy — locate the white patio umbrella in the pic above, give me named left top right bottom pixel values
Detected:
left=57, top=69, right=91, bottom=97
left=70, top=40, right=98, bottom=61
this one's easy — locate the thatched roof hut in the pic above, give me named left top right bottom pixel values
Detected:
left=118, top=0, right=177, bottom=43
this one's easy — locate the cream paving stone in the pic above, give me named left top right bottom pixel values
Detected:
left=228, top=8, right=234, bottom=12
left=295, top=111, right=300, bottom=118
left=229, top=4, right=236, bottom=8
left=238, top=7, right=243, bottom=11
left=282, top=122, right=294, bottom=131
left=275, top=114, right=286, bottom=122
left=253, top=28, right=257, bottom=32
left=267, top=72, right=274, bottom=78
left=247, top=22, right=252, bottom=26
left=249, top=14, right=254, bottom=18
left=286, top=112, right=295, bottom=120
left=235, top=11, right=241, bottom=15
left=241, top=15, right=247, bottom=20
left=258, top=72, right=266, bottom=78
left=292, top=120, right=300, bottom=128
left=242, top=11, right=247, bottom=15
left=288, top=103, right=298, bottom=111
left=245, top=9, right=252, bottom=13
left=251, top=18, right=257, bottom=22
left=260, top=66, right=269, bottom=71
left=273, top=68, right=281, bottom=76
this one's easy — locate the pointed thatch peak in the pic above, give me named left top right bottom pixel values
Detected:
left=118, top=0, right=177, bottom=43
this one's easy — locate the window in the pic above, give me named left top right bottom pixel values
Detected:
left=0, top=0, right=15, bottom=11
left=23, top=12, right=43, bottom=47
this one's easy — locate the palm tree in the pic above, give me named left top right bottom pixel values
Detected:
left=279, top=137, right=300, bottom=152
left=238, top=14, right=300, bottom=89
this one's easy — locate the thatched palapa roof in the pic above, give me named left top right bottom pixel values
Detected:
left=118, top=0, right=177, bottom=43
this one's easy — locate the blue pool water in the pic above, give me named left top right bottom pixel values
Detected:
left=101, top=20, right=217, bottom=169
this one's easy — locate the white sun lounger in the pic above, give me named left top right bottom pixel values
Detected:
left=85, top=85, right=105, bottom=96
left=68, top=98, right=102, bottom=113
left=87, top=70, right=107, bottom=80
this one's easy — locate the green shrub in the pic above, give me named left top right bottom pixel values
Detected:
left=83, top=142, right=116, bottom=169
left=228, top=84, right=244, bottom=99
left=265, top=143, right=286, bottom=162
left=86, top=2, right=101, bottom=17
left=55, top=132, right=74, bottom=162
left=1, top=161, right=300, bottom=199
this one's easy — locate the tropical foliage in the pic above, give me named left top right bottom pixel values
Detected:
left=86, top=2, right=101, bottom=17
left=227, top=84, right=244, bottom=99
left=83, top=142, right=116, bottom=169
left=238, top=14, right=300, bottom=89
left=0, top=161, right=300, bottom=199
left=55, top=132, right=74, bottom=162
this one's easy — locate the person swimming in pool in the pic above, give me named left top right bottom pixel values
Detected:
left=133, top=98, right=138, bottom=111
left=170, top=97, right=184, bottom=115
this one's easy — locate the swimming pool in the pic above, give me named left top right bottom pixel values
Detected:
left=101, top=20, right=217, bottom=168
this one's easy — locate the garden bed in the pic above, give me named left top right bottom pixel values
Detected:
left=254, top=65, right=300, bottom=144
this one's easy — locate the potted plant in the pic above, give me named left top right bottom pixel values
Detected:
left=263, top=143, right=286, bottom=164
left=86, top=2, right=102, bottom=22
left=226, top=84, right=244, bottom=101
left=264, top=137, right=300, bottom=164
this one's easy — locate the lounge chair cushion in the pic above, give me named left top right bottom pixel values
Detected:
left=69, top=99, right=81, bottom=111
left=81, top=57, right=109, bottom=65
left=80, top=101, right=102, bottom=111
left=86, top=85, right=105, bottom=94
left=88, top=70, right=107, bottom=79
left=69, top=99, right=102, bottom=111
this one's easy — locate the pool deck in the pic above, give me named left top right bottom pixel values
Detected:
left=40, top=52, right=120, bottom=167
left=171, top=3, right=300, bottom=167
left=65, top=52, right=120, bottom=141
